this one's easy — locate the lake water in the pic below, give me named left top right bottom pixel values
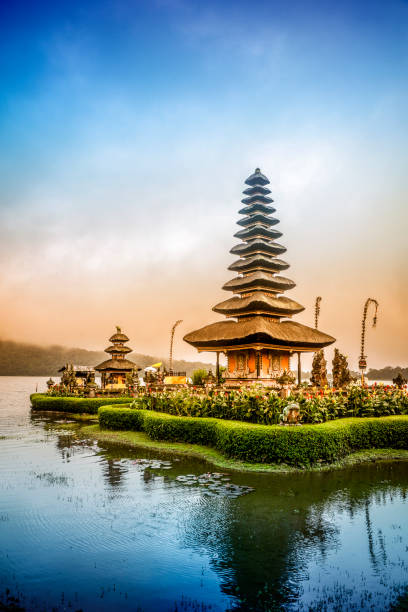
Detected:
left=1, top=377, right=407, bottom=611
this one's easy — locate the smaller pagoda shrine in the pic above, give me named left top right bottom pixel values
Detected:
left=95, top=327, right=140, bottom=389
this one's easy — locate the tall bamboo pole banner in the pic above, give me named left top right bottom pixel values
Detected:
left=311, top=297, right=328, bottom=387
left=169, top=320, right=183, bottom=374
left=314, top=296, right=322, bottom=330
left=359, top=298, right=379, bottom=384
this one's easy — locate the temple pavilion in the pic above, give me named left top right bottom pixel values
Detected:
left=95, top=327, right=140, bottom=389
left=58, top=364, right=95, bottom=388
left=183, top=169, right=335, bottom=386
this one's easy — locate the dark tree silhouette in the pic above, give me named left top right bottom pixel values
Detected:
left=310, top=350, right=328, bottom=387
left=332, top=348, right=352, bottom=388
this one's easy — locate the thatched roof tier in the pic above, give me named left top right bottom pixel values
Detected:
left=104, top=344, right=132, bottom=354
left=245, top=168, right=270, bottom=186
left=109, top=331, right=129, bottom=343
left=238, top=203, right=276, bottom=215
left=213, top=293, right=305, bottom=317
left=237, top=214, right=280, bottom=229
left=241, top=194, right=274, bottom=205
left=95, top=358, right=138, bottom=371
left=184, top=317, right=335, bottom=351
left=242, top=185, right=271, bottom=196
left=223, top=271, right=295, bottom=293
left=230, top=239, right=286, bottom=257
left=229, top=255, right=290, bottom=273
left=234, top=226, right=283, bottom=241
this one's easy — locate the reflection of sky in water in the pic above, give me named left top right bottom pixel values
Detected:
left=0, top=377, right=407, bottom=611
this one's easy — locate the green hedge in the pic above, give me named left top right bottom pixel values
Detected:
left=97, top=406, right=408, bottom=466
left=30, top=394, right=132, bottom=414
left=98, top=405, right=141, bottom=428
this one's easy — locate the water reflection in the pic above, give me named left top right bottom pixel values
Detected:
left=179, top=465, right=406, bottom=609
left=0, top=378, right=407, bottom=611
left=103, top=459, right=128, bottom=489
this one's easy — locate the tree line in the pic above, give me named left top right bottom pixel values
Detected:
left=366, top=366, right=408, bottom=380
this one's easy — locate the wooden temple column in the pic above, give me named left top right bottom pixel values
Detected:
left=216, top=352, right=220, bottom=384
left=256, top=350, right=261, bottom=378
left=297, top=352, right=302, bottom=386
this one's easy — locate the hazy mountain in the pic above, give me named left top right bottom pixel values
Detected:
left=0, top=340, right=213, bottom=377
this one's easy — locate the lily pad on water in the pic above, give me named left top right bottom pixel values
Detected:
left=130, top=462, right=254, bottom=498
left=175, top=471, right=255, bottom=498
left=132, top=458, right=174, bottom=470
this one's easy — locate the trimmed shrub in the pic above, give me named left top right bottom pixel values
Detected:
left=30, top=394, right=132, bottom=414
left=99, top=405, right=139, bottom=429
left=213, top=420, right=351, bottom=465
left=97, top=406, right=408, bottom=466
left=143, top=411, right=219, bottom=446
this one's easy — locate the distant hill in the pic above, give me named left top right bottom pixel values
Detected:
left=367, top=366, right=408, bottom=381
left=0, top=339, right=213, bottom=377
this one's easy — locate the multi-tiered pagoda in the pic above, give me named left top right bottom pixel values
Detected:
left=95, top=326, right=139, bottom=388
left=184, top=168, right=335, bottom=386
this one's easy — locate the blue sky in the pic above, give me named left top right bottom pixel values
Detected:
left=2, top=0, right=407, bottom=164
left=0, top=0, right=407, bottom=367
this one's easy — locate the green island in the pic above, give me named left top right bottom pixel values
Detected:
left=31, top=391, right=408, bottom=472
left=29, top=169, right=408, bottom=478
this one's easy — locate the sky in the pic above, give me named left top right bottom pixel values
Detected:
left=0, top=0, right=407, bottom=370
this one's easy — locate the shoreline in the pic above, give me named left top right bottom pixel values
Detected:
left=52, top=415, right=408, bottom=474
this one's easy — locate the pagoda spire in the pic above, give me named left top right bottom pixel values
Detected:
left=104, top=327, right=133, bottom=358
left=213, top=168, right=304, bottom=319
left=183, top=168, right=335, bottom=387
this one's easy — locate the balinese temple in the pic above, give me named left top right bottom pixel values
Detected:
left=95, top=327, right=140, bottom=389
left=184, top=169, right=335, bottom=386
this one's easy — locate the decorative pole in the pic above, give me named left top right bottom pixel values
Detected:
left=169, top=320, right=183, bottom=374
left=314, top=296, right=322, bottom=330
left=297, top=352, right=302, bottom=386
left=359, top=298, right=379, bottom=385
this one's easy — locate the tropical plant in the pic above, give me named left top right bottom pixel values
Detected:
left=393, top=373, right=407, bottom=388
left=192, top=369, right=209, bottom=386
